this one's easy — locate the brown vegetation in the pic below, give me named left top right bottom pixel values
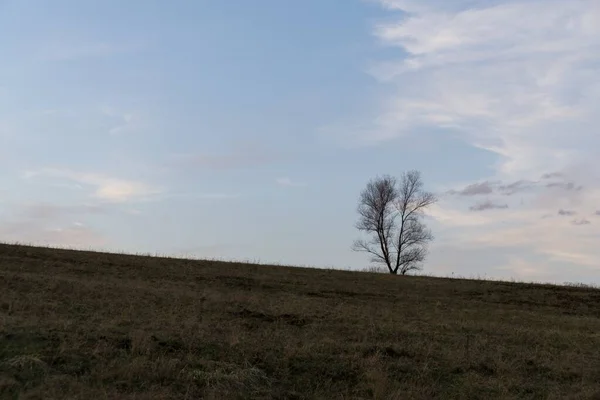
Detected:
left=1, top=243, right=600, bottom=399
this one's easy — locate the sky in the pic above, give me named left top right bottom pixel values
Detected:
left=1, top=0, right=599, bottom=284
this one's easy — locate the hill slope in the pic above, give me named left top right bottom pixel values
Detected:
left=1, top=244, right=599, bottom=399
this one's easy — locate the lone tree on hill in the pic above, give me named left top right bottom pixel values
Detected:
left=353, top=171, right=437, bottom=275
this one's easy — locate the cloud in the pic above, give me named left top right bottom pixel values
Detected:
left=24, top=168, right=161, bottom=203
left=546, top=182, right=583, bottom=191
left=0, top=220, right=106, bottom=248
left=572, top=218, right=591, bottom=226
left=430, top=202, right=600, bottom=269
left=491, top=256, right=564, bottom=282
left=0, top=201, right=121, bottom=249
left=100, top=106, right=137, bottom=136
left=469, top=200, right=508, bottom=212
left=20, top=203, right=106, bottom=220
left=275, top=177, right=306, bottom=187
left=542, top=172, right=563, bottom=180
left=595, top=210, right=600, bottom=216
left=558, top=209, right=577, bottom=216
left=347, top=0, right=600, bottom=180
left=427, top=203, right=494, bottom=227
left=377, top=0, right=475, bottom=13
left=428, top=182, right=600, bottom=270
left=448, top=178, right=546, bottom=197
left=498, top=180, right=537, bottom=195
left=448, top=181, right=495, bottom=196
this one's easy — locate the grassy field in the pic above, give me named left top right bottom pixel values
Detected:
left=1, top=243, right=599, bottom=399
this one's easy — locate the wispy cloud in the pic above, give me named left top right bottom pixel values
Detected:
left=276, top=177, right=306, bottom=188
left=558, top=209, right=577, bottom=216
left=349, top=0, right=600, bottom=180
left=448, top=181, right=496, bottom=196
left=24, top=168, right=161, bottom=203
left=430, top=183, right=600, bottom=270
left=430, top=200, right=600, bottom=269
left=426, top=203, right=495, bottom=227
left=546, top=182, right=583, bottom=191
left=0, top=220, right=106, bottom=248
left=572, top=218, right=591, bottom=226
left=20, top=203, right=106, bottom=220
left=0, top=201, right=109, bottom=248
left=448, top=175, right=577, bottom=197
left=542, top=172, right=563, bottom=180
left=100, top=106, right=137, bottom=136
left=498, top=180, right=537, bottom=196
left=469, top=200, right=508, bottom=212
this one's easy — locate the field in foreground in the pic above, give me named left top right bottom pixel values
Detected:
left=1, top=244, right=600, bottom=399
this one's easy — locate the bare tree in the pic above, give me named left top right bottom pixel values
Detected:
left=353, top=171, right=437, bottom=275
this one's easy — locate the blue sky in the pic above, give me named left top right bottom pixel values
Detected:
left=1, top=0, right=599, bottom=284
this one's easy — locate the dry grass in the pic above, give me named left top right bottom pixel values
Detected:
left=1, top=243, right=600, bottom=399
